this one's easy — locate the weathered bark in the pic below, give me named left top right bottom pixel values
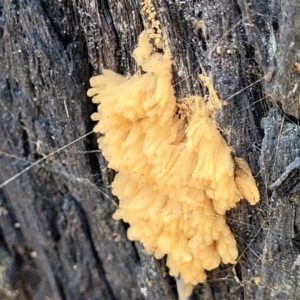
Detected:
left=0, top=0, right=300, bottom=299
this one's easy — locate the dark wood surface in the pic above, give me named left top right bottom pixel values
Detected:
left=0, top=0, right=300, bottom=299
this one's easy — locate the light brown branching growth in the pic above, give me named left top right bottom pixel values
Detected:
left=88, top=1, right=259, bottom=298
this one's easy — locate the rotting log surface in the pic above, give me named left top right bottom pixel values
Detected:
left=0, top=0, right=300, bottom=299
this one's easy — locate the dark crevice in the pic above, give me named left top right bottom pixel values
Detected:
left=101, top=0, right=125, bottom=75
left=54, top=275, right=68, bottom=300
left=234, top=263, right=243, bottom=282
left=19, top=115, right=30, bottom=159
left=11, top=0, right=20, bottom=11
left=272, top=20, right=279, bottom=33
left=281, top=108, right=300, bottom=126
left=13, top=250, right=32, bottom=300
left=196, top=28, right=207, bottom=51
left=33, top=152, right=43, bottom=160
left=129, top=238, right=141, bottom=266
left=293, top=214, right=300, bottom=245
left=267, top=101, right=300, bottom=126
left=72, top=198, right=117, bottom=300
left=84, top=130, right=103, bottom=191
left=233, top=6, right=267, bottom=138
left=40, top=0, right=71, bottom=48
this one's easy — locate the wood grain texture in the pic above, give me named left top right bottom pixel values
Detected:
left=0, top=0, right=300, bottom=299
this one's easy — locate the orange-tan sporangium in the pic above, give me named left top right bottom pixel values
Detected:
left=87, top=30, right=259, bottom=300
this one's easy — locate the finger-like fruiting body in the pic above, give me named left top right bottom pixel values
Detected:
left=88, top=31, right=259, bottom=300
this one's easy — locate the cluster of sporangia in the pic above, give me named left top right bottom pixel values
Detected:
left=87, top=1, right=259, bottom=298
